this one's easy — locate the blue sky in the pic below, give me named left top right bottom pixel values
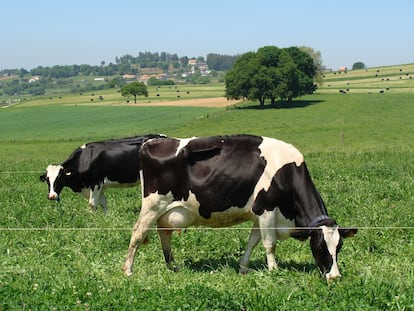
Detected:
left=1, top=0, right=413, bottom=70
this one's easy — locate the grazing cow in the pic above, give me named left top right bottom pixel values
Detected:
left=123, top=135, right=357, bottom=280
left=40, top=134, right=165, bottom=212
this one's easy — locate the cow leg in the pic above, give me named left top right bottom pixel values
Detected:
left=123, top=210, right=160, bottom=276
left=99, top=191, right=108, bottom=214
left=239, top=223, right=261, bottom=274
left=259, top=211, right=278, bottom=271
left=88, top=185, right=102, bottom=211
left=157, top=226, right=178, bottom=271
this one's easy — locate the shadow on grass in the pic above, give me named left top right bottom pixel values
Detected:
left=235, top=99, right=324, bottom=110
left=183, top=254, right=317, bottom=275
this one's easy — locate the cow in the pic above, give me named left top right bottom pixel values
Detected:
left=122, top=135, right=357, bottom=280
left=40, top=134, right=165, bottom=213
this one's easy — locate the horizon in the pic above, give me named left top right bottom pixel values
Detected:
left=2, top=0, right=413, bottom=71
left=1, top=51, right=413, bottom=73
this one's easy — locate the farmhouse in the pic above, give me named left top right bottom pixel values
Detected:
left=122, top=74, right=136, bottom=80
left=28, top=76, right=40, bottom=83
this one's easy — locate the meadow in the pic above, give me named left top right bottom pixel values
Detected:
left=1, top=66, right=414, bottom=309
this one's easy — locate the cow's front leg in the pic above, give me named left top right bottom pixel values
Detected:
left=157, top=226, right=178, bottom=271
left=259, top=211, right=278, bottom=271
left=239, top=223, right=261, bottom=274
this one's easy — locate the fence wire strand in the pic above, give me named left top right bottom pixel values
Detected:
left=1, top=226, right=414, bottom=232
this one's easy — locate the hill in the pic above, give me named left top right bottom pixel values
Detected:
left=319, top=63, right=414, bottom=94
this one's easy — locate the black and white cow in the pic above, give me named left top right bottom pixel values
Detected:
left=123, top=135, right=357, bottom=280
left=40, top=134, right=165, bottom=212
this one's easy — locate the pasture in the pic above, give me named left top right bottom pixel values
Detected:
left=1, top=73, right=414, bottom=309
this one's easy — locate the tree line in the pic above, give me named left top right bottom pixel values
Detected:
left=1, top=52, right=238, bottom=79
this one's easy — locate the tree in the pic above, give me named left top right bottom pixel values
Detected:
left=121, top=82, right=148, bottom=103
left=352, top=62, right=366, bottom=70
left=299, top=46, right=324, bottom=85
left=225, top=46, right=317, bottom=107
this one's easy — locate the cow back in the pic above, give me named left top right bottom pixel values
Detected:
left=140, top=135, right=267, bottom=218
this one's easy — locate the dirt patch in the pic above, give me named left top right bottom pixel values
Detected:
left=131, top=97, right=240, bottom=108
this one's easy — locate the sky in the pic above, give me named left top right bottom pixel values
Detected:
left=1, top=0, right=413, bottom=71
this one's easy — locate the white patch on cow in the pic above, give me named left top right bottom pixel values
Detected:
left=143, top=190, right=255, bottom=229
left=80, top=144, right=87, bottom=149
left=46, top=164, right=63, bottom=199
left=255, top=137, right=304, bottom=194
left=175, top=137, right=197, bottom=156
left=274, top=208, right=295, bottom=240
left=321, top=225, right=341, bottom=279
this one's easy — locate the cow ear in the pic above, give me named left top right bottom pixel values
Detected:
left=39, top=173, right=46, bottom=182
left=339, top=227, right=358, bottom=238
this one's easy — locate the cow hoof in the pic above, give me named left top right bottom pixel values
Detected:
left=122, top=265, right=133, bottom=277
left=167, top=263, right=180, bottom=272
left=239, top=265, right=251, bottom=274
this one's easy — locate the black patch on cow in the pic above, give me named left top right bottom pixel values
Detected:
left=252, top=162, right=329, bottom=232
left=141, top=135, right=267, bottom=219
left=310, top=227, right=343, bottom=275
left=45, top=134, right=165, bottom=196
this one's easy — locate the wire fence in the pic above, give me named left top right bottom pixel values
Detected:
left=0, top=170, right=44, bottom=174
left=1, top=226, right=413, bottom=232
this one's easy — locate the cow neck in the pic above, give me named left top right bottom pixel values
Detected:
left=308, top=215, right=330, bottom=228
left=292, top=163, right=329, bottom=228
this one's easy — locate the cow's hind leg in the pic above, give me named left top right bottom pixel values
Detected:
left=157, top=226, right=178, bottom=271
left=99, top=191, right=108, bottom=214
left=123, top=210, right=159, bottom=276
left=239, top=223, right=261, bottom=274
left=156, top=207, right=194, bottom=272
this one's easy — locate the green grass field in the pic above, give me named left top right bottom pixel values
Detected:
left=1, top=66, right=414, bottom=309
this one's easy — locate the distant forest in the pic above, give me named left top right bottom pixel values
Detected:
left=0, top=52, right=239, bottom=79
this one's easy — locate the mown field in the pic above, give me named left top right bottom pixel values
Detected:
left=4, top=83, right=226, bottom=108
left=1, top=65, right=414, bottom=309
left=320, top=63, right=414, bottom=94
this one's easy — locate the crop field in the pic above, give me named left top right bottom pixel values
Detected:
left=1, top=66, right=414, bottom=309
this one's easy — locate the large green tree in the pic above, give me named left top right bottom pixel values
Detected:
left=225, top=46, right=317, bottom=107
left=121, top=82, right=148, bottom=103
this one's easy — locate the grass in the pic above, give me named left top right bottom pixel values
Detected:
left=1, top=73, right=414, bottom=309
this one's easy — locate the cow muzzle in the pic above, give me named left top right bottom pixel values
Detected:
left=48, top=193, right=60, bottom=201
left=324, top=263, right=342, bottom=281
left=325, top=271, right=341, bottom=282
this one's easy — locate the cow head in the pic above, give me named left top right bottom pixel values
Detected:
left=308, top=217, right=357, bottom=281
left=39, top=165, right=71, bottom=201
